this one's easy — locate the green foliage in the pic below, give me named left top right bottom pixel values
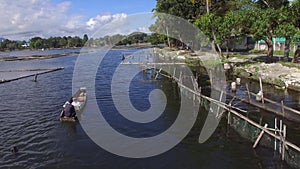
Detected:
left=29, top=35, right=88, bottom=49
left=85, top=32, right=154, bottom=47
left=147, top=33, right=166, bottom=45
left=154, top=0, right=203, bottom=21
left=152, top=0, right=300, bottom=63
left=0, top=39, right=24, bottom=51
left=249, top=49, right=268, bottom=54
left=249, top=49, right=295, bottom=56
left=82, top=34, right=89, bottom=45
left=117, top=32, right=148, bottom=45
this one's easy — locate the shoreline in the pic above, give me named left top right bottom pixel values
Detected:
left=153, top=47, right=300, bottom=92
left=0, top=51, right=81, bottom=61
left=0, top=45, right=155, bottom=62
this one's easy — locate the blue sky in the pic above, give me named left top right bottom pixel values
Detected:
left=55, top=0, right=157, bottom=18
left=61, top=0, right=156, bottom=17
left=0, top=0, right=157, bottom=40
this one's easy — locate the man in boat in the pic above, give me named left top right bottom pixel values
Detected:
left=62, top=99, right=76, bottom=118
left=122, top=54, right=125, bottom=61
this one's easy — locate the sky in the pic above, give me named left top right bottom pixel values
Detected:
left=0, top=0, right=157, bottom=40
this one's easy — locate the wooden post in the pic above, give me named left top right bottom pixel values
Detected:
left=210, top=69, right=213, bottom=84
left=279, top=120, right=283, bottom=154
left=282, top=124, right=286, bottom=161
left=275, top=118, right=277, bottom=151
left=34, top=74, right=38, bottom=82
left=227, top=112, right=231, bottom=125
left=179, top=71, right=182, bottom=83
left=139, top=56, right=141, bottom=67
left=281, top=100, right=285, bottom=117
left=173, top=68, right=176, bottom=78
left=253, top=124, right=268, bottom=148
left=155, top=68, right=162, bottom=80
left=259, top=77, right=264, bottom=104
left=190, top=76, right=197, bottom=91
left=246, top=84, right=251, bottom=103
left=216, top=91, right=223, bottom=118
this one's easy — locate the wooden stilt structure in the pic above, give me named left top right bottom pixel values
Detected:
left=0, top=67, right=64, bottom=84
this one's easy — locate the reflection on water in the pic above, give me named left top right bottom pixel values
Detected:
left=0, top=48, right=296, bottom=169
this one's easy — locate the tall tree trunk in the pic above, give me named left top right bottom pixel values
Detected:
left=292, top=45, right=300, bottom=63
left=284, top=36, right=290, bottom=61
left=206, top=0, right=209, bottom=13
left=266, top=38, right=274, bottom=63
left=206, top=0, right=223, bottom=57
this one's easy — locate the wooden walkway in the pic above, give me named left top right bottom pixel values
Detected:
left=0, top=67, right=64, bottom=84
left=154, top=67, right=300, bottom=164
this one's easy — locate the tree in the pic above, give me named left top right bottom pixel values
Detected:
left=155, top=0, right=203, bottom=21
left=82, top=34, right=89, bottom=46
left=34, top=39, right=44, bottom=49
left=30, top=37, right=42, bottom=49
left=58, top=37, right=68, bottom=48
left=153, top=0, right=206, bottom=48
left=239, top=0, right=290, bottom=63
left=291, top=0, right=300, bottom=63
left=148, top=33, right=167, bottom=45
left=67, top=36, right=82, bottom=47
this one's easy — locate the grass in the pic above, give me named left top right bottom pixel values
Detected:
left=278, top=61, right=300, bottom=69
left=249, top=49, right=295, bottom=56
left=185, top=58, right=223, bottom=69
left=228, top=53, right=250, bottom=60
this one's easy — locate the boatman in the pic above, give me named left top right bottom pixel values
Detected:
left=122, top=54, right=125, bottom=61
left=63, top=99, right=76, bottom=117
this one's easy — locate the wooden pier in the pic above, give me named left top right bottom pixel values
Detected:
left=147, top=64, right=300, bottom=167
left=0, top=67, right=64, bottom=84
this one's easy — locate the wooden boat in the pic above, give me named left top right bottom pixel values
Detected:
left=60, top=87, right=87, bottom=122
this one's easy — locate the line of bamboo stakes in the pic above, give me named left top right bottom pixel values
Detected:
left=153, top=67, right=300, bottom=162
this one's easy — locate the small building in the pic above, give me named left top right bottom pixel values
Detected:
left=255, top=37, right=299, bottom=52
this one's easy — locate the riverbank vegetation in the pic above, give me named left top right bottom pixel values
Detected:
left=0, top=32, right=166, bottom=51
left=0, top=34, right=89, bottom=51
left=152, top=0, right=300, bottom=63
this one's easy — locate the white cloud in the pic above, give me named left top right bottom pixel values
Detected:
left=88, top=13, right=156, bottom=39
left=86, top=13, right=127, bottom=31
left=0, top=0, right=75, bottom=40
left=0, top=1, right=153, bottom=40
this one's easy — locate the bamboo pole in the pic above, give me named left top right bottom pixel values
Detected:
left=249, top=92, right=300, bottom=116
left=155, top=68, right=162, bottom=80
left=282, top=125, right=286, bottom=161
left=281, top=100, right=285, bottom=117
left=155, top=69, right=300, bottom=154
left=216, top=91, right=224, bottom=118
left=34, top=74, right=38, bottom=82
left=179, top=71, right=182, bottom=83
left=228, top=111, right=231, bottom=125
left=173, top=68, right=176, bottom=78
left=212, top=85, right=300, bottom=118
left=0, top=67, right=64, bottom=84
left=275, top=118, right=277, bottom=151
left=279, top=120, right=283, bottom=154
left=246, top=84, right=251, bottom=103
left=253, top=124, right=268, bottom=148
left=259, top=77, right=265, bottom=104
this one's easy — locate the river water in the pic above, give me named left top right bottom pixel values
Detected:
left=0, top=48, right=297, bottom=169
